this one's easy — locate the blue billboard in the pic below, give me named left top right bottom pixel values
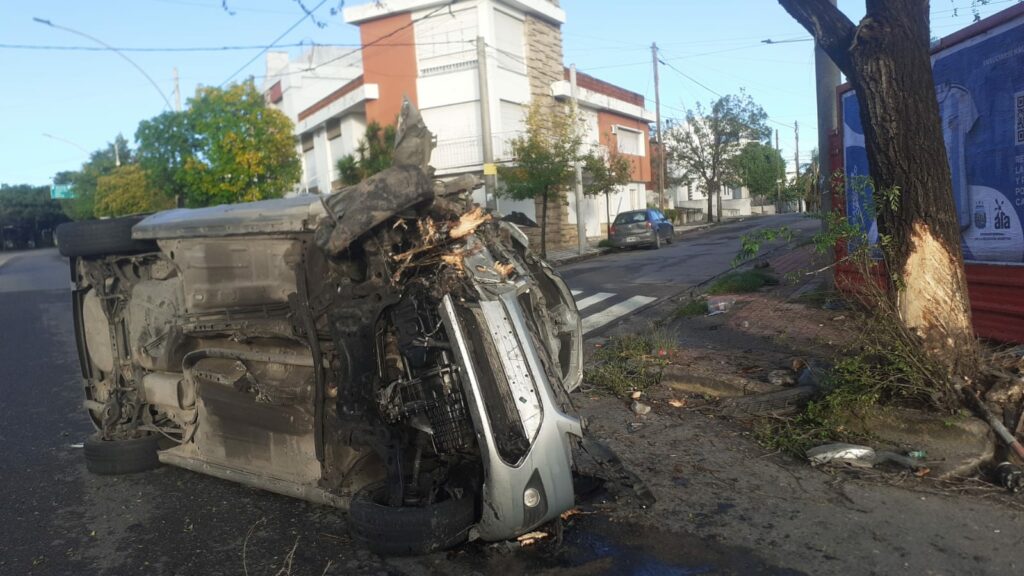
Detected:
left=842, top=15, right=1024, bottom=264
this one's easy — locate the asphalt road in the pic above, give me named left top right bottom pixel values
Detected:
left=560, top=213, right=820, bottom=337
left=0, top=235, right=802, bottom=575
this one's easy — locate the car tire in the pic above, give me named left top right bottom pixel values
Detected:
left=652, top=231, right=662, bottom=250
left=83, top=433, right=161, bottom=475
left=348, top=481, right=477, bottom=555
left=666, top=229, right=674, bottom=244
left=56, top=216, right=157, bottom=258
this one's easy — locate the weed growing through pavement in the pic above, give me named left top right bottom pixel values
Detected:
left=674, top=297, right=708, bottom=318
left=706, top=270, right=776, bottom=295
left=584, top=326, right=676, bottom=397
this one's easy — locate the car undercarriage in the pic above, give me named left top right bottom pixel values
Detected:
left=59, top=104, right=586, bottom=553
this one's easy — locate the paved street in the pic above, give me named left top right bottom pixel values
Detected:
left=563, top=213, right=820, bottom=337
left=0, top=222, right=803, bottom=575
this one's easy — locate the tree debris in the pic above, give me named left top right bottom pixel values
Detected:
left=449, top=207, right=492, bottom=239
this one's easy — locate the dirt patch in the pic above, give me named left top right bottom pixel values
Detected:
left=575, top=266, right=1023, bottom=575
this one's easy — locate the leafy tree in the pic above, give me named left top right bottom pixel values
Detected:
left=136, top=110, right=195, bottom=208
left=0, top=184, right=68, bottom=247
left=336, top=121, right=397, bottom=186
left=136, top=80, right=300, bottom=207
left=94, top=164, right=175, bottom=217
left=58, top=135, right=131, bottom=221
left=731, top=141, right=786, bottom=205
left=582, top=144, right=633, bottom=238
left=779, top=0, right=978, bottom=384
left=665, top=93, right=771, bottom=223
left=497, top=101, right=585, bottom=258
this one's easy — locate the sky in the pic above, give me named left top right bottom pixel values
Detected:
left=0, top=0, right=1016, bottom=187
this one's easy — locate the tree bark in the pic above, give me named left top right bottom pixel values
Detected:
left=716, top=187, right=723, bottom=223
left=779, top=0, right=977, bottom=378
left=706, top=182, right=715, bottom=223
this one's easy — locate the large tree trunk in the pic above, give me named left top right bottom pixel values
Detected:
left=716, top=187, right=723, bottom=223
left=779, top=0, right=977, bottom=378
left=706, top=183, right=715, bottom=223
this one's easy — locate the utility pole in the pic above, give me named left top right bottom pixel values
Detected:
left=775, top=129, right=782, bottom=213
left=794, top=120, right=800, bottom=212
left=173, top=67, right=182, bottom=112
left=652, top=42, right=665, bottom=210
left=570, top=65, right=587, bottom=255
left=476, top=37, right=497, bottom=210
left=815, top=0, right=841, bottom=286
left=114, top=139, right=121, bottom=167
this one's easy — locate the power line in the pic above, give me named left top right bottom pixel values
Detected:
left=221, top=0, right=329, bottom=86
left=33, top=17, right=173, bottom=111
left=0, top=40, right=472, bottom=52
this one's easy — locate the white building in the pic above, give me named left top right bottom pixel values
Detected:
left=263, top=0, right=657, bottom=249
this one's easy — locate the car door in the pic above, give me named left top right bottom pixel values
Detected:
left=651, top=210, right=667, bottom=240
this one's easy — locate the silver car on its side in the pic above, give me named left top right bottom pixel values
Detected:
left=57, top=104, right=584, bottom=555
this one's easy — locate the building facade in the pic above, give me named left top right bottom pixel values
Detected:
left=263, top=0, right=655, bottom=249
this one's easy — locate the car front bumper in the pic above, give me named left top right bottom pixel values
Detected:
left=439, top=292, right=582, bottom=541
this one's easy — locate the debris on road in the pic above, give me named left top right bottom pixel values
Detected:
left=766, top=369, right=797, bottom=387
left=995, top=462, right=1023, bottom=493
left=807, top=443, right=876, bottom=468
left=516, top=531, right=550, bottom=546
left=631, top=401, right=652, bottom=416
left=668, top=399, right=687, bottom=408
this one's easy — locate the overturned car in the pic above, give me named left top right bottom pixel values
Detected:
left=57, top=106, right=584, bottom=554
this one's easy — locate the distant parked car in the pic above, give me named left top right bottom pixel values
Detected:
left=609, top=209, right=674, bottom=249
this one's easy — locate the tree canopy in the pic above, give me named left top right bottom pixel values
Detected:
left=731, top=141, right=786, bottom=204
left=135, top=79, right=300, bottom=207
left=336, top=121, right=397, bottom=186
left=94, top=164, right=176, bottom=218
left=666, top=92, right=771, bottom=222
left=497, top=101, right=586, bottom=257
left=0, top=184, right=68, bottom=247
left=58, top=136, right=131, bottom=221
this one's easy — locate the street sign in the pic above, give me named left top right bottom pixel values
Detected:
left=50, top=184, right=74, bottom=200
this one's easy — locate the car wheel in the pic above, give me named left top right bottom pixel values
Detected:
left=348, top=481, right=477, bottom=555
left=666, top=229, right=674, bottom=244
left=56, top=216, right=157, bottom=258
left=652, top=231, right=662, bottom=250
left=83, top=433, right=161, bottom=475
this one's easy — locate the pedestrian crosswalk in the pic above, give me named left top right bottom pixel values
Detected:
left=570, top=289, right=658, bottom=335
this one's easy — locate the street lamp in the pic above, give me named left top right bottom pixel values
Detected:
left=33, top=17, right=173, bottom=111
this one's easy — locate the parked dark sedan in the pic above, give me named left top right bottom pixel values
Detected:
left=609, top=209, right=674, bottom=249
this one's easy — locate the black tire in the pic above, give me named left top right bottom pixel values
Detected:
left=348, top=481, right=477, bottom=555
left=652, top=231, right=662, bottom=250
left=666, top=229, right=674, bottom=244
left=84, top=433, right=161, bottom=475
left=57, top=216, right=157, bottom=258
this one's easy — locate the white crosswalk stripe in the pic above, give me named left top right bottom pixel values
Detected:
left=570, top=289, right=658, bottom=334
left=574, top=292, right=614, bottom=311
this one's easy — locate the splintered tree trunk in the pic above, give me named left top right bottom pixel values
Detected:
left=779, top=0, right=977, bottom=378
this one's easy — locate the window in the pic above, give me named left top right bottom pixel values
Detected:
left=415, top=5, right=477, bottom=75
left=613, top=211, right=648, bottom=224
left=494, top=9, right=525, bottom=73
left=616, top=127, right=643, bottom=156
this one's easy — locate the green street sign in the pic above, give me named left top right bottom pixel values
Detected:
left=50, top=184, right=74, bottom=200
